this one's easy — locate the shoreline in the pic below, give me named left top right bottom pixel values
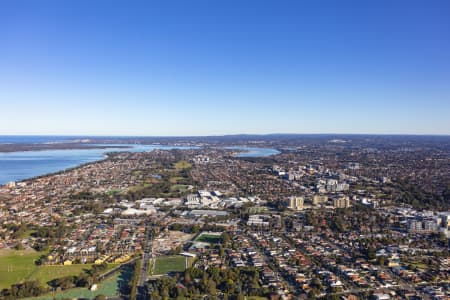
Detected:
left=0, top=152, right=116, bottom=187
left=0, top=143, right=132, bottom=153
left=0, top=145, right=279, bottom=186
left=19, top=153, right=115, bottom=183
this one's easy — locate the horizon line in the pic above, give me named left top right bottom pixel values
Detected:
left=0, top=133, right=449, bottom=138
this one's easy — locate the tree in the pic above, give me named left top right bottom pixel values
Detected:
left=308, top=289, right=318, bottom=299
left=3, top=280, right=47, bottom=298
left=367, top=248, right=376, bottom=260
left=377, top=256, right=386, bottom=266
left=206, top=278, right=217, bottom=295
left=311, top=277, right=322, bottom=290
left=222, top=232, right=231, bottom=245
left=191, top=225, right=200, bottom=234
left=162, top=286, right=170, bottom=300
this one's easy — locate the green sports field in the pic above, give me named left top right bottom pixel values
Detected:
left=28, top=263, right=118, bottom=285
left=173, top=160, right=192, bottom=170
left=150, top=255, right=190, bottom=275
left=195, top=233, right=222, bottom=244
left=0, top=249, right=45, bottom=289
left=25, top=269, right=127, bottom=300
left=0, top=249, right=117, bottom=289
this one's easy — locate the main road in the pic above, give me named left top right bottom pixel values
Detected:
left=137, top=222, right=153, bottom=300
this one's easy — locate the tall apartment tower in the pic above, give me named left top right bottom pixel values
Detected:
left=333, top=196, right=350, bottom=208
left=288, top=196, right=304, bottom=210
left=313, top=195, right=328, bottom=205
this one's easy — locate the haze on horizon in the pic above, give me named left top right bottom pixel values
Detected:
left=1, top=0, right=449, bottom=136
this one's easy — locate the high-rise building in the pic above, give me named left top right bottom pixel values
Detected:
left=423, top=220, right=438, bottom=231
left=313, top=195, right=328, bottom=205
left=288, top=196, right=304, bottom=210
left=5, top=181, right=16, bottom=188
left=441, top=214, right=450, bottom=229
left=407, top=219, right=422, bottom=232
left=333, top=196, right=350, bottom=208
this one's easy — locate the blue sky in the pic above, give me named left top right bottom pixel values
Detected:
left=1, top=0, right=449, bottom=135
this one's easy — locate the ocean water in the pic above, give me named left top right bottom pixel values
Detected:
left=0, top=136, right=280, bottom=185
left=226, top=146, right=280, bottom=157
left=0, top=144, right=195, bottom=184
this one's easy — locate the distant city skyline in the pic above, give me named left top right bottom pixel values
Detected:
left=1, top=1, right=450, bottom=135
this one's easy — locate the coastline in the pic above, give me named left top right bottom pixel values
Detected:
left=0, top=153, right=119, bottom=188
left=0, top=144, right=279, bottom=185
left=0, top=143, right=132, bottom=153
left=11, top=152, right=115, bottom=185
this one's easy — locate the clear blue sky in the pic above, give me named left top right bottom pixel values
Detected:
left=1, top=0, right=449, bottom=136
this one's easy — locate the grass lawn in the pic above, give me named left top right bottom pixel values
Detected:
left=173, top=160, right=192, bottom=170
left=19, top=229, right=37, bottom=239
left=28, top=264, right=89, bottom=284
left=408, top=262, right=428, bottom=270
left=0, top=249, right=118, bottom=290
left=150, top=255, right=191, bottom=275
left=28, top=264, right=118, bottom=285
left=195, top=233, right=222, bottom=244
left=106, top=188, right=123, bottom=195
left=128, top=183, right=152, bottom=193
left=26, top=265, right=132, bottom=300
left=0, top=249, right=46, bottom=289
left=248, top=206, right=267, bottom=214
left=170, top=184, right=190, bottom=192
left=169, top=176, right=184, bottom=183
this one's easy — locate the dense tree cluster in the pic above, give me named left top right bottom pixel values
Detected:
left=129, top=259, right=141, bottom=300
left=0, top=280, right=47, bottom=299
left=147, top=266, right=269, bottom=300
